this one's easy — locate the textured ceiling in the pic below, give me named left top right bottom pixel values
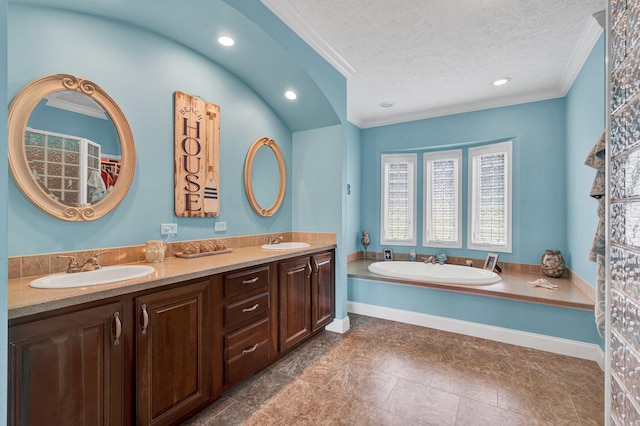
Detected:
left=262, top=0, right=606, bottom=128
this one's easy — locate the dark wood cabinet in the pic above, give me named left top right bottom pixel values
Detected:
left=311, top=251, right=335, bottom=332
left=8, top=301, right=125, bottom=426
left=278, top=251, right=335, bottom=353
left=215, top=265, right=273, bottom=389
left=278, top=256, right=312, bottom=352
left=9, top=247, right=334, bottom=426
left=135, top=280, right=211, bottom=426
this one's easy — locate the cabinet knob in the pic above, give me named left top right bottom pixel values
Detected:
left=242, top=277, right=259, bottom=284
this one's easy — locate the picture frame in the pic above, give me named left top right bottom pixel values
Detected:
left=383, top=248, right=394, bottom=261
left=483, top=253, right=499, bottom=271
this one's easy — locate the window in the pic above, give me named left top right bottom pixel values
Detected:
left=381, top=154, right=417, bottom=245
left=423, top=150, right=462, bottom=248
left=468, top=141, right=512, bottom=252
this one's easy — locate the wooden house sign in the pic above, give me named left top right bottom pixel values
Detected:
left=174, top=91, right=220, bottom=217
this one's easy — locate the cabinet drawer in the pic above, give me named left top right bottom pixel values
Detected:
left=224, top=318, right=270, bottom=385
left=224, top=292, right=270, bottom=328
left=224, top=265, right=269, bottom=298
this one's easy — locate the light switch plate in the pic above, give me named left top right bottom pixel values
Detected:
left=214, top=222, right=227, bottom=232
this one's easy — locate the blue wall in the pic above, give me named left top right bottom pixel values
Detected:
left=346, top=122, right=362, bottom=255
left=8, top=5, right=295, bottom=255
left=1, top=0, right=9, bottom=419
left=350, top=278, right=602, bottom=345
left=566, top=34, right=606, bottom=285
left=360, top=98, right=567, bottom=264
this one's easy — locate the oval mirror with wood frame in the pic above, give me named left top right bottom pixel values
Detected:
left=244, top=137, right=286, bottom=217
left=8, top=74, right=136, bottom=221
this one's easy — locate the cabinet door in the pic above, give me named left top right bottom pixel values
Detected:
left=278, top=256, right=311, bottom=352
left=9, top=302, right=124, bottom=426
left=311, top=252, right=335, bottom=332
left=135, top=280, right=210, bottom=426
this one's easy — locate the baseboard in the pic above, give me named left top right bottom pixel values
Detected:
left=348, top=301, right=605, bottom=369
left=325, top=315, right=351, bottom=334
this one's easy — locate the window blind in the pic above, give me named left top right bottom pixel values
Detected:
left=424, top=148, right=461, bottom=248
left=381, top=154, right=416, bottom=244
left=473, top=152, right=507, bottom=245
left=386, top=162, right=411, bottom=239
left=430, top=158, right=456, bottom=240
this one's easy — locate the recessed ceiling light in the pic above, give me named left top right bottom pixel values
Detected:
left=492, top=77, right=511, bottom=86
left=284, top=90, right=297, bottom=100
left=379, top=102, right=394, bottom=108
left=218, top=36, right=235, bottom=47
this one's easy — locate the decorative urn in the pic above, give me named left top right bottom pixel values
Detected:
left=541, top=250, right=566, bottom=278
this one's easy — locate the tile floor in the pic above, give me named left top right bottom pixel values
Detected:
left=183, top=314, right=604, bottom=425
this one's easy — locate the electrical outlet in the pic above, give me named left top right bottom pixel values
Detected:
left=160, top=223, right=178, bottom=235
left=214, top=222, right=227, bottom=232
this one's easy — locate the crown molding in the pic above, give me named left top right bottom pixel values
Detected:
left=353, top=88, right=564, bottom=129
left=559, top=12, right=605, bottom=96
left=260, top=0, right=357, bottom=77
left=44, top=96, right=108, bottom=120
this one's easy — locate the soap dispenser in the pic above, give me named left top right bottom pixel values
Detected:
left=409, top=249, right=416, bottom=261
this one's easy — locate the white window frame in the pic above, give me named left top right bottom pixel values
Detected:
left=423, top=149, right=462, bottom=248
left=467, top=140, right=513, bottom=253
left=380, top=153, right=417, bottom=246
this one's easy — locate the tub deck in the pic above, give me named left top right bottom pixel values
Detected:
left=348, top=259, right=594, bottom=310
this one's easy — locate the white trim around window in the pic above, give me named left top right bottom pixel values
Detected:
left=380, top=153, right=417, bottom=246
left=423, top=149, right=462, bottom=248
left=467, top=140, right=513, bottom=253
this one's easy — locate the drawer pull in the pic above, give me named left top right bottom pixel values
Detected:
left=242, top=304, right=259, bottom=313
left=113, top=312, right=121, bottom=346
left=141, top=304, right=149, bottom=336
left=242, top=343, right=259, bottom=354
left=242, top=277, right=259, bottom=284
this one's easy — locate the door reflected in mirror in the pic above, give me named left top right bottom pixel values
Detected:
left=25, top=90, right=122, bottom=206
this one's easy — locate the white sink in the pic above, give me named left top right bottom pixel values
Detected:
left=30, top=265, right=156, bottom=289
left=261, top=242, right=310, bottom=250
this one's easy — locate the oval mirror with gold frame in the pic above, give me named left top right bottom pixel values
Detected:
left=8, top=74, right=136, bottom=221
left=244, top=137, right=286, bottom=217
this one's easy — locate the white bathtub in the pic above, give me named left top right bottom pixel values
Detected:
left=367, top=261, right=501, bottom=285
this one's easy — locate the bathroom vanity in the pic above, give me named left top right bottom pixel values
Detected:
left=7, top=244, right=335, bottom=426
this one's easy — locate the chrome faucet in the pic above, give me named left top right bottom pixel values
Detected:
left=267, top=235, right=283, bottom=245
left=58, top=251, right=110, bottom=273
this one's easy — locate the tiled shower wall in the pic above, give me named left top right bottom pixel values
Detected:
left=610, top=0, right=640, bottom=423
